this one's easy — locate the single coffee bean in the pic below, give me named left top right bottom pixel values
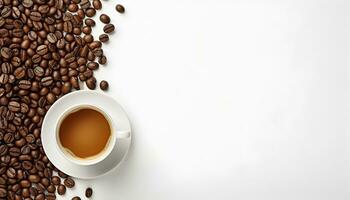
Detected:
left=80, top=0, right=91, bottom=9
left=36, top=45, right=48, bottom=55
left=9, top=147, right=20, bottom=156
left=93, top=0, right=102, bottom=10
left=0, top=47, right=12, bottom=58
left=99, top=14, right=110, bottom=24
left=41, top=76, right=53, bottom=86
left=22, top=0, right=33, bottom=7
left=103, top=24, right=115, bottom=33
left=64, top=177, right=75, bottom=188
left=0, top=188, right=6, bottom=198
left=85, top=18, right=95, bottom=26
left=13, top=67, right=25, bottom=79
left=47, top=33, right=57, bottom=43
left=82, top=26, right=91, bottom=34
left=47, top=184, right=56, bottom=193
left=85, top=8, right=96, bottom=17
left=85, top=187, right=93, bottom=198
left=57, top=184, right=66, bottom=195
left=18, top=80, right=31, bottom=90
left=116, top=4, right=125, bottom=13
left=87, top=62, right=99, bottom=70
left=28, top=175, right=40, bottom=183
left=99, top=34, right=109, bottom=42
left=9, top=101, right=20, bottom=112
left=51, top=176, right=61, bottom=185
left=30, top=11, right=41, bottom=21
left=100, top=80, right=109, bottom=90
left=1, top=6, right=11, bottom=18
left=68, top=3, right=78, bottom=12
left=20, top=180, right=31, bottom=188
left=6, top=167, right=16, bottom=178
left=72, top=197, right=81, bottom=200
left=86, top=77, right=96, bottom=89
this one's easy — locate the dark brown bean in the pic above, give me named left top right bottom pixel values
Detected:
left=100, top=80, right=109, bottom=90
left=85, top=18, right=95, bottom=26
left=103, top=24, right=115, bottom=33
left=85, top=187, right=93, bottom=198
left=85, top=8, right=96, bottom=17
left=116, top=4, right=125, bottom=13
left=99, top=33, right=109, bottom=42
left=57, top=184, right=66, bottom=195
left=93, top=0, right=102, bottom=10
left=72, top=197, right=81, bottom=200
left=64, top=177, right=75, bottom=188
left=99, top=14, right=110, bottom=24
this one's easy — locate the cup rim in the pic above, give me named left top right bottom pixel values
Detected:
left=55, top=104, right=116, bottom=166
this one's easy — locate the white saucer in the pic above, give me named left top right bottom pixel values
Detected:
left=41, top=90, right=132, bottom=179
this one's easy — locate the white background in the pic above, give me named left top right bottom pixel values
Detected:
left=60, top=0, right=349, bottom=199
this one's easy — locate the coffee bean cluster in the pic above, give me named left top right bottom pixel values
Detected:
left=0, top=0, right=123, bottom=198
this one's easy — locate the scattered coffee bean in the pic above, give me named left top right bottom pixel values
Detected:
left=85, top=187, right=93, bottom=198
left=85, top=18, right=96, bottom=27
left=116, top=4, right=125, bottom=13
left=72, top=197, right=81, bottom=200
left=99, top=34, right=109, bottom=43
left=85, top=8, right=96, bottom=17
left=57, top=184, right=66, bottom=195
left=104, top=24, right=115, bottom=33
left=100, top=80, right=109, bottom=91
left=93, top=0, right=102, bottom=10
left=100, top=14, right=110, bottom=24
left=64, top=177, right=75, bottom=188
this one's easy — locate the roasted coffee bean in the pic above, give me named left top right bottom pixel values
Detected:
left=57, top=184, right=66, bottom=195
left=18, top=80, right=31, bottom=90
left=9, top=147, right=20, bottom=157
left=85, top=18, right=95, bottom=26
left=103, top=24, right=115, bottom=33
left=28, top=175, right=40, bottom=183
left=8, top=101, right=20, bottom=112
left=100, top=14, right=110, bottom=24
left=22, top=0, right=33, bottom=7
left=100, top=80, right=109, bottom=90
left=93, top=0, right=102, bottom=10
left=85, top=187, right=93, bottom=198
left=82, top=26, right=91, bottom=34
left=68, top=3, right=78, bottom=12
left=99, top=34, right=109, bottom=42
left=86, top=77, right=96, bottom=89
left=14, top=67, right=25, bottom=79
left=0, top=145, right=8, bottom=156
left=116, top=4, right=125, bottom=13
left=36, top=45, right=48, bottom=55
left=30, top=12, right=41, bottom=21
left=63, top=178, right=75, bottom=188
left=72, top=197, right=81, bottom=200
left=80, top=0, right=90, bottom=9
left=85, top=8, right=96, bottom=17
left=6, top=167, right=16, bottom=178
left=41, top=76, right=53, bottom=86
left=1, top=47, right=11, bottom=58
left=0, top=188, right=6, bottom=198
left=47, top=33, right=57, bottom=43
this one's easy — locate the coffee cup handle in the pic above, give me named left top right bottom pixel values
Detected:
left=115, top=130, right=131, bottom=139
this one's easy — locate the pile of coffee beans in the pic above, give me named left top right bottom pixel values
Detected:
left=0, top=0, right=124, bottom=198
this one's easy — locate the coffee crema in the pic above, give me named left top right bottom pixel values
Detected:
left=58, top=107, right=111, bottom=159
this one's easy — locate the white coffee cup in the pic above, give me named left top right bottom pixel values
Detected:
left=56, top=105, right=130, bottom=166
left=41, top=91, right=132, bottom=179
